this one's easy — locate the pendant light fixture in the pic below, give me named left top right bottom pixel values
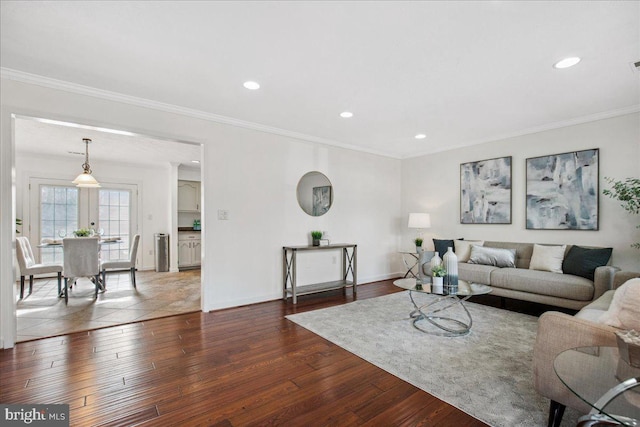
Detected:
left=72, top=138, right=101, bottom=187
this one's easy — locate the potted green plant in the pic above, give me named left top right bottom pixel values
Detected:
left=73, top=228, right=92, bottom=237
left=311, top=230, right=323, bottom=246
left=16, top=218, right=22, bottom=234
left=431, top=264, right=447, bottom=289
left=603, top=177, right=640, bottom=249
left=414, top=237, right=423, bottom=253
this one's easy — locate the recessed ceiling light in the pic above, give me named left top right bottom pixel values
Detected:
left=243, top=81, right=260, bottom=90
left=415, top=134, right=427, bottom=140
left=553, top=57, right=581, bottom=69
left=191, top=160, right=200, bottom=164
left=340, top=111, right=353, bottom=118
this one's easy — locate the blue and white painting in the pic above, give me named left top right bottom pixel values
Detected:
left=460, top=156, right=512, bottom=224
left=526, top=149, right=599, bottom=230
left=312, top=186, right=332, bottom=216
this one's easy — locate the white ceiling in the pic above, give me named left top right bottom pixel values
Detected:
left=2, top=1, right=639, bottom=159
left=14, top=118, right=201, bottom=168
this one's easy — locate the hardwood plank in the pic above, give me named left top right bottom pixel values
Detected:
left=0, top=280, right=489, bottom=426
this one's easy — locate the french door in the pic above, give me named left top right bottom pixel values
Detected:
left=29, top=178, right=138, bottom=264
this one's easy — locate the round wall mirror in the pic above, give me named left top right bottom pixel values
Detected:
left=296, top=171, right=333, bottom=216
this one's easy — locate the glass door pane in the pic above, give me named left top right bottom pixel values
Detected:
left=98, top=188, right=132, bottom=261
left=30, top=179, right=137, bottom=264
left=39, top=185, right=79, bottom=263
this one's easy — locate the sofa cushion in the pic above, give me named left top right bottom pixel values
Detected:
left=529, top=244, right=566, bottom=273
left=599, top=278, right=640, bottom=330
left=468, top=246, right=516, bottom=268
left=458, top=262, right=498, bottom=285
left=490, top=268, right=594, bottom=301
left=575, top=290, right=615, bottom=323
left=433, top=238, right=462, bottom=259
left=455, top=240, right=484, bottom=262
left=562, top=246, right=613, bottom=281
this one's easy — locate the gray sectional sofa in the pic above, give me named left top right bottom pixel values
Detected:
left=422, top=241, right=617, bottom=310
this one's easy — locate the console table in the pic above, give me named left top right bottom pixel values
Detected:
left=282, top=243, right=357, bottom=304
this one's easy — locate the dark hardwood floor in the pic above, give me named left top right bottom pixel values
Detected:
left=0, top=280, right=517, bottom=426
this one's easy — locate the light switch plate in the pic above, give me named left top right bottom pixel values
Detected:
left=218, top=209, right=229, bottom=220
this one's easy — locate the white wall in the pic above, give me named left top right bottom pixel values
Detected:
left=401, top=113, right=640, bottom=271
left=15, top=153, right=172, bottom=271
left=0, top=78, right=403, bottom=347
left=178, top=166, right=201, bottom=181
left=203, top=127, right=402, bottom=304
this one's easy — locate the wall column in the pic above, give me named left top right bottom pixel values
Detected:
left=169, top=162, right=180, bottom=273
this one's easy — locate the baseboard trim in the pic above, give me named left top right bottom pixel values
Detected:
left=205, top=274, right=404, bottom=312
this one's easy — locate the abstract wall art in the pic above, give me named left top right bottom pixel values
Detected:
left=312, top=186, right=332, bottom=216
left=460, top=156, right=512, bottom=224
left=526, top=148, right=599, bottom=230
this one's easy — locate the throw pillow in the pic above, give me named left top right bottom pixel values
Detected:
left=433, top=238, right=463, bottom=259
left=562, top=246, right=613, bottom=281
left=468, top=246, right=516, bottom=268
left=529, top=244, right=566, bottom=273
left=599, top=278, right=640, bottom=330
left=454, top=240, right=484, bottom=262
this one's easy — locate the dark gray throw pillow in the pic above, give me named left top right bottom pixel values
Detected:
left=433, top=238, right=463, bottom=258
left=562, top=246, right=613, bottom=281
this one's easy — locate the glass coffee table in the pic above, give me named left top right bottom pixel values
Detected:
left=393, top=277, right=492, bottom=336
left=554, top=346, right=639, bottom=425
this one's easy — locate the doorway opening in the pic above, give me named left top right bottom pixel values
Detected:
left=13, top=115, right=204, bottom=342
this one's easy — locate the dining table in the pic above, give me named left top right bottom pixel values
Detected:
left=37, top=237, right=123, bottom=291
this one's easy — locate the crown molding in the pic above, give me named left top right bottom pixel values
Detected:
left=0, top=68, right=400, bottom=159
left=3, top=68, right=637, bottom=161
left=403, top=104, right=640, bottom=159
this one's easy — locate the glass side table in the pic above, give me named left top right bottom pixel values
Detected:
left=399, top=251, right=420, bottom=278
left=554, top=346, right=640, bottom=426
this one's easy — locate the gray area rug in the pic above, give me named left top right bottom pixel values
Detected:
left=286, top=291, right=579, bottom=427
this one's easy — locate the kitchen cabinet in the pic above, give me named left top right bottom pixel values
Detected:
left=178, top=180, right=200, bottom=212
left=178, top=232, right=201, bottom=269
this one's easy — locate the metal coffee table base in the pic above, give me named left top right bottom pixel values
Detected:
left=408, top=291, right=474, bottom=336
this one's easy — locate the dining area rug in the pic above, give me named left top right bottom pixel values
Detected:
left=286, top=291, right=580, bottom=427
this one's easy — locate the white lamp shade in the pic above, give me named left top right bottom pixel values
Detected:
left=72, top=172, right=101, bottom=187
left=408, top=213, right=431, bottom=229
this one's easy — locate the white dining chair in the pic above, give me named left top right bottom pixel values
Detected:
left=15, top=236, right=63, bottom=299
left=62, top=237, right=100, bottom=304
left=101, top=234, right=140, bottom=288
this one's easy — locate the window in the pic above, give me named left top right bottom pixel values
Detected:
left=30, top=178, right=138, bottom=264
left=39, top=185, right=78, bottom=264
left=98, top=189, right=132, bottom=261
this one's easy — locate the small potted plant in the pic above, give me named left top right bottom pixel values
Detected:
left=311, top=231, right=323, bottom=246
left=431, top=264, right=447, bottom=290
left=414, top=237, right=423, bottom=253
left=73, top=228, right=91, bottom=237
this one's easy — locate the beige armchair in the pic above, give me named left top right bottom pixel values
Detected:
left=15, top=236, right=63, bottom=299
left=100, top=234, right=140, bottom=288
left=533, top=271, right=640, bottom=427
